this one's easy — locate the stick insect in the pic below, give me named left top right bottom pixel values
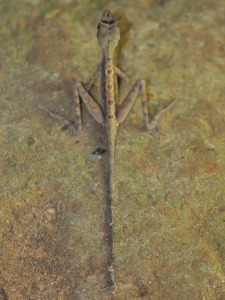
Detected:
left=47, top=9, right=175, bottom=293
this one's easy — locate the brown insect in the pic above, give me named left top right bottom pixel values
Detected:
left=47, top=9, right=176, bottom=292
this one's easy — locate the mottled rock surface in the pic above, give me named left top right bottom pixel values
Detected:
left=0, top=1, right=225, bottom=299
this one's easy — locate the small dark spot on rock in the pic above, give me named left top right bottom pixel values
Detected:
left=91, top=148, right=106, bottom=159
left=27, top=136, right=35, bottom=146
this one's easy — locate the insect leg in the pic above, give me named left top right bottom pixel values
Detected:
left=116, top=79, right=151, bottom=130
left=73, top=81, right=104, bottom=132
left=85, top=64, right=101, bottom=91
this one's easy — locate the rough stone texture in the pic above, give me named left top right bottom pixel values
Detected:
left=0, top=0, right=225, bottom=299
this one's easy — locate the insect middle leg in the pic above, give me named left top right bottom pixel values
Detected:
left=116, top=79, right=151, bottom=130
left=72, top=81, right=104, bottom=131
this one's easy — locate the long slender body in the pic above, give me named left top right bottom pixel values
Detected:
left=104, top=58, right=117, bottom=200
left=48, top=9, right=176, bottom=293
left=103, top=57, right=118, bottom=291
